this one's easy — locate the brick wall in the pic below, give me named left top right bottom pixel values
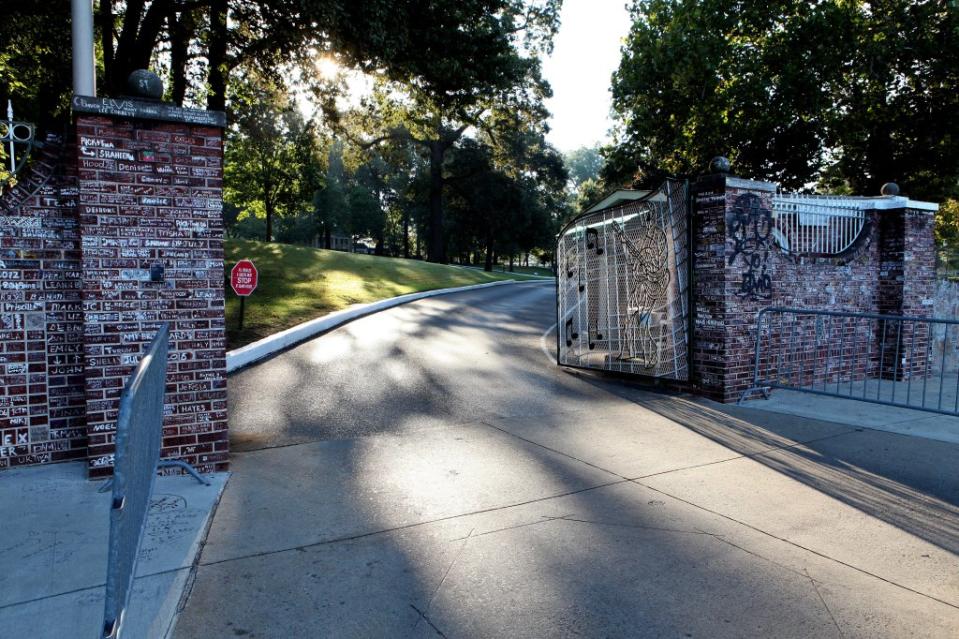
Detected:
left=0, top=134, right=87, bottom=468
left=691, top=174, right=936, bottom=402
left=76, top=114, right=228, bottom=478
left=0, top=97, right=228, bottom=477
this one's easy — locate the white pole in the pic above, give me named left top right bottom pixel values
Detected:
left=6, top=101, right=14, bottom=173
left=71, top=0, right=96, bottom=97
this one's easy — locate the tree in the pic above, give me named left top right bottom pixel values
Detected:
left=0, top=3, right=73, bottom=130
left=442, top=101, right=568, bottom=271
left=6, top=1, right=562, bottom=122
left=313, top=143, right=349, bottom=249
left=346, top=159, right=389, bottom=252
left=328, top=1, right=561, bottom=263
left=445, top=140, right=521, bottom=270
left=225, top=72, right=315, bottom=241
left=383, top=146, right=429, bottom=259
left=573, top=178, right=605, bottom=215
left=339, top=61, right=557, bottom=263
left=564, top=145, right=604, bottom=190
left=606, top=1, right=959, bottom=202
left=936, top=198, right=959, bottom=268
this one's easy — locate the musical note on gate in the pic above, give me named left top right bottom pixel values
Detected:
left=587, top=312, right=603, bottom=350
left=564, top=258, right=584, bottom=292
left=565, top=317, right=579, bottom=347
left=586, top=228, right=603, bottom=255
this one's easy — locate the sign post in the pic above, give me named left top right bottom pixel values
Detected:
left=230, top=259, right=258, bottom=331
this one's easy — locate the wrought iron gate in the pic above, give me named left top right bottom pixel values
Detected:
left=556, top=180, right=690, bottom=380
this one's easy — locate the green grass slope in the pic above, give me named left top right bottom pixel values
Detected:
left=224, top=239, right=541, bottom=348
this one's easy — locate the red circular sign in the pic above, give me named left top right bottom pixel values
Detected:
left=230, top=259, right=258, bottom=296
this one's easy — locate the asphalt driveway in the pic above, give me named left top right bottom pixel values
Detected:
left=175, top=282, right=959, bottom=638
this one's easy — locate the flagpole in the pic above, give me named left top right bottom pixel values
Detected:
left=71, top=0, right=96, bottom=96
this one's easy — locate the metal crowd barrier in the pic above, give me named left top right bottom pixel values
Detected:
left=101, top=323, right=208, bottom=639
left=740, top=307, right=959, bottom=416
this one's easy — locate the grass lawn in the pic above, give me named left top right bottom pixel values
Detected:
left=224, top=239, right=537, bottom=348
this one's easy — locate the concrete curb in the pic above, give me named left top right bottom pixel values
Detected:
left=226, top=279, right=537, bottom=373
left=449, top=264, right=555, bottom=281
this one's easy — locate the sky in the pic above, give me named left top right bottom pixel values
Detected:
left=541, top=0, right=632, bottom=153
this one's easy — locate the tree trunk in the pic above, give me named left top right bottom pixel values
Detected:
left=99, top=0, right=114, bottom=88
left=168, top=7, right=193, bottom=106
left=110, top=0, right=145, bottom=93
left=427, top=141, right=447, bottom=263
left=508, top=254, right=514, bottom=272
left=484, top=235, right=494, bottom=272
left=207, top=0, right=228, bottom=111
left=112, top=0, right=168, bottom=93
left=323, top=225, right=332, bottom=249
left=866, top=126, right=895, bottom=195
left=264, top=191, right=274, bottom=242
left=402, top=212, right=410, bottom=258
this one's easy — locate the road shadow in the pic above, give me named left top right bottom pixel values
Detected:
left=180, top=403, right=863, bottom=638
left=574, top=371, right=959, bottom=556
left=182, top=286, right=959, bottom=637
left=227, top=283, right=596, bottom=451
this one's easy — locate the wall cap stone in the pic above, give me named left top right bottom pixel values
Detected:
left=693, top=174, right=776, bottom=192
left=693, top=174, right=939, bottom=213
left=72, top=95, right=226, bottom=127
left=726, top=176, right=777, bottom=191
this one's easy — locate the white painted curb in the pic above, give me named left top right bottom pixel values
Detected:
left=226, top=279, right=542, bottom=372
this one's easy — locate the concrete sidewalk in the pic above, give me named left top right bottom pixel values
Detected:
left=175, top=388, right=959, bottom=638
left=0, top=462, right=227, bottom=638
left=741, top=387, right=959, bottom=445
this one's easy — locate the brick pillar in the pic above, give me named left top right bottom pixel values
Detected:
left=900, top=208, right=936, bottom=316
left=691, top=172, right=777, bottom=402
left=876, top=205, right=936, bottom=378
left=72, top=96, right=228, bottom=478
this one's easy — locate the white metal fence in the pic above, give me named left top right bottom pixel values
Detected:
left=771, top=193, right=868, bottom=256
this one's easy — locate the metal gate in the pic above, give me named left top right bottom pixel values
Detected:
left=556, top=180, right=690, bottom=380
left=741, top=307, right=959, bottom=416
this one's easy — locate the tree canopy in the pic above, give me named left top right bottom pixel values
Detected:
left=326, top=0, right=562, bottom=263
left=4, top=1, right=559, bottom=113
left=605, top=0, right=959, bottom=202
left=3, top=1, right=571, bottom=271
left=564, top=145, right=604, bottom=190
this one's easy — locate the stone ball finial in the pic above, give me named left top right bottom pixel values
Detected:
left=126, top=69, right=164, bottom=101
left=880, top=182, right=900, bottom=196
left=709, top=156, right=731, bottom=175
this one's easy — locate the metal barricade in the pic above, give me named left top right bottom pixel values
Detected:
left=740, top=307, right=959, bottom=416
left=101, top=323, right=208, bottom=639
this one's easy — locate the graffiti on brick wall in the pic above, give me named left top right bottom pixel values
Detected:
left=728, top=192, right=773, bottom=300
